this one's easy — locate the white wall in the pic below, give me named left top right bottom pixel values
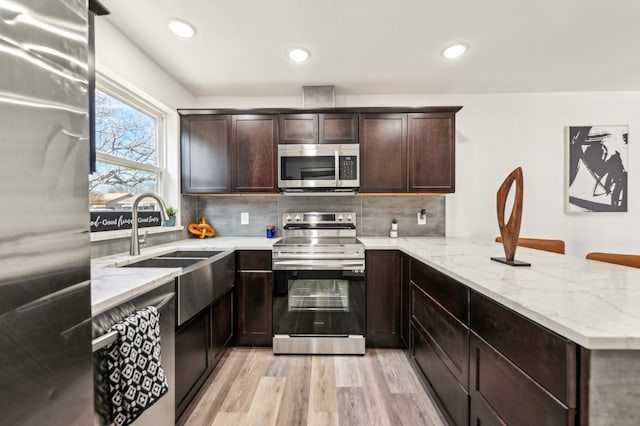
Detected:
left=194, top=92, right=640, bottom=257
left=444, top=92, right=639, bottom=257
left=93, top=20, right=195, bottom=214
left=95, top=23, right=638, bottom=257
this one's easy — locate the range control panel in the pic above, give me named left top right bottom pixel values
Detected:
left=283, top=212, right=356, bottom=225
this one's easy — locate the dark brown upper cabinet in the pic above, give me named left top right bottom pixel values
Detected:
left=319, top=113, right=358, bottom=143
left=231, top=115, right=278, bottom=192
left=180, top=115, right=231, bottom=193
left=278, top=114, right=318, bottom=144
left=360, top=113, right=408, bottom=192
left=279, top=113, right=358, bottom=144
left=360, top=112, right=456, bottom=193
left=408, top=113, right=456, bottom=192
left=179, top=107, right=459, bottom=194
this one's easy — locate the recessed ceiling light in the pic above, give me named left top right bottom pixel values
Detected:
left=168, top=19, right=196, bottom=38
left=288, top=48, right=310, bottom=62
left=442, top=44, right=467, bottom=59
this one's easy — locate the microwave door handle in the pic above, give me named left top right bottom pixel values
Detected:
left=334, top=150, right=339, bottom=185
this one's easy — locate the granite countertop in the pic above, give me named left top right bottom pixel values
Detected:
left=92, top=236, right=640, bottom=350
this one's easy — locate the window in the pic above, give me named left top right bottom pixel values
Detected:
left=89, top=77, right=166, bottom=211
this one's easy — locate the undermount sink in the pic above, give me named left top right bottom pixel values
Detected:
left=157, top=250, right=222, bottom=258
left=122, top=257, right=204, bottom=268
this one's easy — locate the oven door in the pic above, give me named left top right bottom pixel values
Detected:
left=272, top=269, right=365, bottom=336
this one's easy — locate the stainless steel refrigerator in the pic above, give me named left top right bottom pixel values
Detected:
left=0, top=1, right=93, bottom=424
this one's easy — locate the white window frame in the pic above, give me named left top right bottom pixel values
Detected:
left=94, top=73, right=167, bottom=198
left=90, top=73, right=182, bottom=242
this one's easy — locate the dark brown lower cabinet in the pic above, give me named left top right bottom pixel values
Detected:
left=412, top=283, right=468, bottom=386
left=410, top=268, right=469, bottom=426
left=400, top=253, right=410, bottom=349
left=469, top=333, right=575, bottom=426
left=470, top=290, right=577, bottom=406
left=407, top=256, right=582, bottom=426
left=235, top=250, right=272, bottom=346
left=175, top=308, right=211, bottom=419
left=211, top=288, right=233, bottom=364
left=412, top=324, right=469, bottom=426
left=236, top=271, right=272, bottom=345
left=175, top=278, right=235, bottom=421
left=366, top=250, right=401, bottom=347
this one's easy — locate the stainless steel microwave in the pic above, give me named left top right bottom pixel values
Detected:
left=278, top=143, right=360, bottom=191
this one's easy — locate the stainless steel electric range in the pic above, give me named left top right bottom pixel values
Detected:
left=272, top=212, right=365, bottom=354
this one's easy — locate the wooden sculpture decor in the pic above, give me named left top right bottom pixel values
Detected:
left=188, top=216, right=216, bottom=239
left=491, top=167, right=531, bottom=266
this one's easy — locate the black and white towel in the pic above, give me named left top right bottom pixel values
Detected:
left=106, top=306, right=168, bottom=426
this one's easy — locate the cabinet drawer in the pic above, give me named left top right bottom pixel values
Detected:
left=236, top=250, right=271, bottom=271
left=410, top=259, right=468, bottom=323
left=412, top=324, right=468, bottom=426
left=470, top=333, right=574, bottom=426
left=412, top=284, right=468, bottom=386
left=470, top=291, right=576, bottom=406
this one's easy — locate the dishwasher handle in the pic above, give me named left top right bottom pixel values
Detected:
left=92, top=292, right=175, bottom=352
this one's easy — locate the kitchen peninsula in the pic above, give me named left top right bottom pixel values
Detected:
left=92, top=237, right=640, bottom=425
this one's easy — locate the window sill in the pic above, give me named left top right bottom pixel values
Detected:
left=90, top=225, right=184, bottom=242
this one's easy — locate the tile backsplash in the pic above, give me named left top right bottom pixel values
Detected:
left=90, top=228, right=187, bottom=258
left=186, top=194, right=445, bottom=238
left=91, top=194, right=445, bottom=257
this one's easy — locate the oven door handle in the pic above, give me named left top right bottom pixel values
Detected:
left=273, top=253, right=363, bottom=259
left=273, top=259, right=365, bottom=271
left=334, top=150, right=340, bottom=185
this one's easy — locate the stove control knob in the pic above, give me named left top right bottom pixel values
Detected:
left=285, top=214, right=292, bottom=222
left=346, top=214, right=353, bottom=222
left=294, top=215, right=301, bottom=222
left=337, top=215, right=343, bottom=221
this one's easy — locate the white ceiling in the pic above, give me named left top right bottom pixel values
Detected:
left=101, top=0, right=640, bottom=97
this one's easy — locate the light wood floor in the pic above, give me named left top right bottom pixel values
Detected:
left=180, top=347, right=446, bottom=426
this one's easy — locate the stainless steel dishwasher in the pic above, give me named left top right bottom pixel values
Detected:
left=92, top=282, right=176, bottom=426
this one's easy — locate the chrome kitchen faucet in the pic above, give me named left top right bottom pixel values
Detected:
left=130, top=193, right=170, bottom=256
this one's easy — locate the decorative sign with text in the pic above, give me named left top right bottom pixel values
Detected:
left=90, top=211, right=162, bottom=232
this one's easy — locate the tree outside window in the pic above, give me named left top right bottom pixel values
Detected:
left=89, top=87, right=164, bottom=211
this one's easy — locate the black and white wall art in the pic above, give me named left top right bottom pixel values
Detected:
left=566, top=125, right=628, bottom=213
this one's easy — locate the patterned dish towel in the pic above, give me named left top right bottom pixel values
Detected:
left=106, top=306, right=168, bottom=426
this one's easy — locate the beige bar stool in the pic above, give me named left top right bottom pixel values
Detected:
left=585, top=252, right=640, bottom=268
left=495, top=237, right=565, bottom=254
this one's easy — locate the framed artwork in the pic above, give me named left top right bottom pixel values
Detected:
left=566, top=125, right=628, bottom=213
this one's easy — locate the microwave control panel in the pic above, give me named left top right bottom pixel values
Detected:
left=339, top=156, right=357, bottom=180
